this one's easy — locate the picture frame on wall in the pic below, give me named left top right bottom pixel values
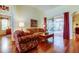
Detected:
left=31, top=19, right=38, bottom=27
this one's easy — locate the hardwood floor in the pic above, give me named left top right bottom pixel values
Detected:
left=0, top=35, right=12, bottom=53
left=0, top=35, right=79, bottom=53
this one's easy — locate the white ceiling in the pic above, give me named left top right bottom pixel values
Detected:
left=31, top=5, right=60, bottom=12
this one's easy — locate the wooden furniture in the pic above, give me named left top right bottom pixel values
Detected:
left=6, top=28, right=11, bottom=35
left=39, top=34, right=54, bottom=42
left=27, top=27, right=54, bottom=42
left=39, top=34, right=54, bottom=39
left=27, top=27, right=44, bottom=34
left=75, top=27, right=79, bottom=41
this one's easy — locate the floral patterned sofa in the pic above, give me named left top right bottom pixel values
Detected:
left=13, top=30, right=39, bottom=53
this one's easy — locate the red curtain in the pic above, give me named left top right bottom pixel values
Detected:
left=63, top=12, right=70, bottom=40
left=44, top=17, right=47, bottom=32
left=63, top=12, right=70, bottom=52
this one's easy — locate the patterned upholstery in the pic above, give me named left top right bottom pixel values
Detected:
left=14, top=30, right=39, bottom=53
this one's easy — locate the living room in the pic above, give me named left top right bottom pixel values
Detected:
left=0, top=5, right=79, bottom=53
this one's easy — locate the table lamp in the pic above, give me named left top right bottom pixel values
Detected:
left=19, top=22, right=24, bottom=30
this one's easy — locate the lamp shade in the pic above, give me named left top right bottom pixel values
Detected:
left=19, top=22, right=24, bottom=28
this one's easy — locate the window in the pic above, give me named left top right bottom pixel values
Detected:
left=2, top=19, right=8, bottom=30
left=47, top=19, right=54, bottom=34
left=54, top=18, right=64, bottom=32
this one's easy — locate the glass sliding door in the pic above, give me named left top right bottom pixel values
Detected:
left=54, top=17, right=64, bottom=52
left=47, top=18, right=54, bottom=43
left=47, top=16, right=64, bottom=52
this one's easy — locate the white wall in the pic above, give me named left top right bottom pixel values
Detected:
left=13, top=5, right=44, bottom=31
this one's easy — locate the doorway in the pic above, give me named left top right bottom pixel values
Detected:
left=0, top=15, right=10, bottom=36
left=54, top=17, right=64, bottom=52
left=0, top=15, right=11, bottom=52
left=47, top=16, right=64, bottom=52
left=72, top=12, right=79, bottom=52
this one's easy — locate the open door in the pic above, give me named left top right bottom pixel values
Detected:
left=47, top=16, right=64, bottom=52
left=54, top=16, right=64, bottom=52
left=0, top=15, right=10, bottom=36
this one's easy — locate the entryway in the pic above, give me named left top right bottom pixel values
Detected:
left=47, top=16, right=64, bottom=52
